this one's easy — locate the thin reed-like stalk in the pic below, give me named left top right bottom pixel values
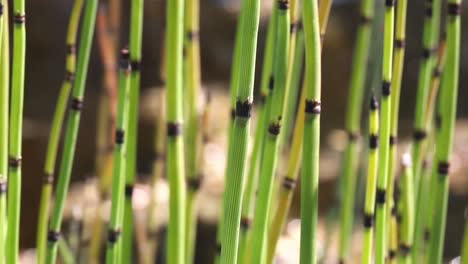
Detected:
left=385, top=0, right=407, bottom=260
left=374, top=0, right=395, bottom=263
left=411, top=0, right=441, bottom=202
left=6, top=0, right=26, bottom=261
left=106, top=49, right=131, bottom=264
left=300, top=0, right=321, bottom=262
left=0, top=3, right=8, bottom=264
left=36, top=1, right=85, bottom=263
left=412, top=39, right=446, bottom=262
left=398, top=155, right=414, bottom=264
left=166, top=0, right=187, bottom=262
left=121, top=0, right=144, bottom=261
left=337, top=0, right=374, bottom=259
left=45, top=0, right=98, bottom=262
left=248, top=2, right=289, bottom=263
left=428, top=1, right=461, bottom=261
left=462, top=217, right=468, bottom=264
left=361, top=96, right=379, bottom=264
left=238, top=6, right=277, bottom=263
left=219, top=0, right=261, bottom=262
left=183, top=0, right=202, bottom=261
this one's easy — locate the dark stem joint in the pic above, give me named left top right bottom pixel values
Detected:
left=268, top=76, right=274, bottom=90
left=66, top=44, right=76, bottom=55
left=382, top=81, right=391, bottom=97
left=65, top=71, right=75, bottom=82
left=359, top=15, right=373, bottom=24
left=388, top=250, right=396, bottom=259
left=43, top=173, right=54, bottom=184
left=47, top=230, right=60, bottom=243
left=413, top=129, right=427, bottom=141
left=268, top=122, right=281, bottom=136
left=363, top=213, right=374, bottom=228
left=305, top=99, right=321, bottom=114
left=0, top=4, right=3, bottom=15
left=290, top=22, right=298, bottom=33
left=0, top=180, right=7, bottom=194
left=448, top=3, right=462, bottom=16
left=395, top=39, right=405, bottom=49
left=167, top=122, right=182, bottom=137
left=437, top=161, right=450, bottom=175
left=389, top=135, right=396, bottom=146
left=277, top=0, right=289, bottom=10
left=131, top=60, right=141, bottom=72
left=230, top=108, right=236, bottom=120
left=107, top=229, right=122, bottom=243
left=70, top=98, right=84, bottom=111
left=240, top=217, right=252, bottom=230
left=425, top=6, right=433, bottom=17
left=433, top=68, right=442, bottom=77
left=216, top=243, right=221, bottom=254
left=282, top=177, right=296, bottom=190
left=424, top=229, right=431, bottom=241
left=369, top=134, right=379, bottom=149
left=235, top=100, right=253, bottom=118
left=187, top=177, right=201, bottom=190
left=399, top=244, right=411, bottom=255
left=125, top=184, right=134, bottom=197
left=436, top=114, right=442, bottom=130
left=385, top=0, right=395, bottom=7
left=115, top=129, right=125, bottom=144
left=13, top=13, right=26, bottom=24
left=119, top=49, right=131, bottom=70
left=187, top=30, right=199, bottom=40
left=152, top=151, right=165, bottom=161
left=422, top=48, right=434, bottom=59
left=348, top=131, right=360, bottom=142
left=376, top=189, right=386, bottom=205
left=370, top=95, right=379, bottom=110
left=396, top=213, right=402, bottom=223
left=8, top=157, right=22, bottom=168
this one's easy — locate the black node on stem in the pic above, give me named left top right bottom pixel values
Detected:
left=369, top=134, right=379, bottom=149
left=268, top=122, right=281, bottom=136
left=413, top=129, right=427, bottom=141
left=376, top=189, right=386, bottom=205
left=70, top=98, right=84, bottom=111
left=47, top=230, right=60, bottom=243
left=382, top=81, right=391, bottom=97
left=235, top=100, right=253, bottom=118
left=348, top=131, right=360, bottom=142
left=167, top=122, right=182, bottom=137
left=65, top=71, right=76, bottom=82
left=370, top=95, right=379, bottom=110
left=437, top=161, right=450, bottom=175
left=8, top=157, right=22, bottom=168
left=359, top=15, right=373, bottom=24
left=395, top=39, right=406, bottom=49
left=125, top=184, right=134, bottom=197
left=277, top=0, right=289, bottom=10
left=385, top=0, right=395, bottom=7
left=363, top=213, right=374, bottom=228
left=388, top=250, right=396, bottom=259
left=115, top=129, right=125, bottom=144
left=282, top=177, right=296, bottom=190
left=187, top=178, right=201, bottom=190
left=389, top=135, right=396, bottom=146
left=305, top=99, right=321, bottom=114
left=240, top=217, right=252, bottom=230
left=447, top=3, right=462, bottom=16
left=13, top=13, right=26, bottom=24
left=187, top=30, right=199, bottom=40
left=107, top=229, right=122, bottom=243
left=268, top=76, right=274, bottom=90
left=131, top=60, right=141, bottom=72
left=399, top=244, right=411, bottom=255
left=66, top=44, right=76, bottom=55
left=43, top=173, right=54, bottom=184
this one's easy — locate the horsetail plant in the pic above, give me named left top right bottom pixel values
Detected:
left=386, top=0, right=407, bottom=259
left=106, top=49, right=131, bottom=264
left=36, top=1, right=85, bottom=262
left=374, top=0, right=394, bottom=263
left=301, top=0, right=321, bottom=261
left=219, top=0, right=261, bottom=262
left=0, top=1, right=8, bottom=262
left=398, top=154, right=414, bottom=263
left=183, top=0, right=202, bottom=261
left=361, top=95, right=379, bottom=264
left=462, top=215, right=468, bottom=264
left=248, top=2, right=289, bottom=263
left=428, top=1, right=461, bottom=262
left=412, top=38, right=446, bottom=262
left=122, top=0, right=144, bottom=261
left=337, top=0, right=374, bottom=259
left=45, top=0, right=98, bottom=261
left=411, top=0, right=441, bottom=201
left=6, top=0, right=26, bottom=261
left=238, top=6, right=276, bottom=262
left=165, top=0, right=187, bottom=262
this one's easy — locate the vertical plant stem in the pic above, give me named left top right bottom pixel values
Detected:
left=166, top=0, right=187, bottom=262
left=36, top=1, right=85, bottom=263
left=337, top=0, right=374, bottom=260
left=106, top=49, right=131, bottom=264
left=238, top=6, right=276, bottom=263
left=374, top=0, right=394, bottom=263
left=411, top=0, right=441, bottom=201
left=121, top=0, right=144, bottom=262
left=0, top=2, right=8, bottom=264
left=301, top=0, right=321, bottom=262
left=183, top=0, right=202, bottom=262
left=6, top=0, right=26, bottom=261
left=386, top=0, right=407, bottom=260
left=219, top=0, right=261, bottom=262
left=361, top=96, right=379, bottom=264
left=397, top=155, right=414, bottom=264
left=428, top=0, right=461, bottom=262
left=248, top=1, right=289, bottom=263
left=461, top=216, right=468, bottom=264
left=45, top=0, right=98, bottom=262
left=412, top=38, right=446, bottom=263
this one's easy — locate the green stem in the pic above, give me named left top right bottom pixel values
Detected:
left=337, top=0, right=374, bottom=260
left=6, top=0, right=26, bottom=261
left=461, top=217, right=468, bottom=264
left=45, top=0, right=98, bottom=262
left=428, top=1, right=461, bottom=262
left=36, top=1, right=85, bottom=263
left=121, top=0, right=144, bottom=262
left=301, top=0, right=321, bottom=262
left=397, top=155, right=414, bottom=264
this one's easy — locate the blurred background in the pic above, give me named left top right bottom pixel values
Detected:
left=14, top=0, right=468, bottom=262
